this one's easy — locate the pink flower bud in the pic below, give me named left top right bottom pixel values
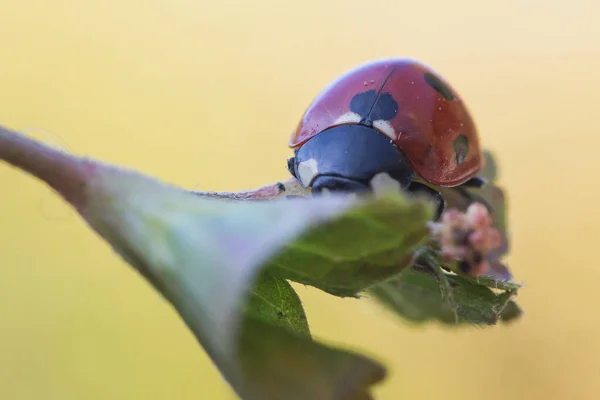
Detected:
left=488, top=229, right=502, bottom=249
left=470, top=261, right=490, bottom=277
left=442, top=209, right=462, bottom=224
left=466, top=203, right=492, bottom=229
left=433, top=202, right=504, bottom=278
left=468, top=230, right=487, bottom=251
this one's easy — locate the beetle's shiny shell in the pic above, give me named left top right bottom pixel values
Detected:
left=289, top=58, right=482, bottom=187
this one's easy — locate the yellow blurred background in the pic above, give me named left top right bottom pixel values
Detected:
left=1, top=0, right=599, bottom=399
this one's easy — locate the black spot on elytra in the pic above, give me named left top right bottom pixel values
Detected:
left=277, top=182, right=286, bottom=192
left=453, top=134, right=469, bottom=166
left=350, top=90, right=377, bottom=117
left=371, top=92, right=398, bottom=121
left=350, top=90, right=398, bottom=125
left=424, top=72, right=455, bottom=101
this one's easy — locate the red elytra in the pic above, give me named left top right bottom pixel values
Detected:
left=289, top=58, right=483, bottom=187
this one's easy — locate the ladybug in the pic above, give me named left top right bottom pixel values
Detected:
left=286, top=58, right=486, bottom=219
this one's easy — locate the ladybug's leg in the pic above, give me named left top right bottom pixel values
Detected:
left=287, top=157, right=297, bottom=178
left=453, top=177, right=494, bottom=213
left=461, top=176, right=487, bottom=188
left=406, top=182, right=446, bottom=220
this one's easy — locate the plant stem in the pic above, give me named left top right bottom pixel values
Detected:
left=0, top=125, right=91, bottom=208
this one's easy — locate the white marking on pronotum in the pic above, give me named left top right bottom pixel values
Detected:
left=345, top=192, right=359, bottom=201
left=320, top=188, right=332, bottom=197
left=333, top=112, right=362, bottom=125
left=373, top=120, right=396, bottom=140
left=297, top=158, right=319, bottom=187
left=319, top=188, right=358, bottom=200
left=370, top=172, right=402, bottom=195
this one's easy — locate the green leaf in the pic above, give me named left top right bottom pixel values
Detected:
left=245, top=273, right=310, bottom=337
left=237, top=317, right=386, bottom=400
left=369, top=151, right=523, bottom=325
left=241, top=274, right=388, bottom=400
left=371, top=265, right=522, bottom=326
left=0, top=126, right=401, bottom=400
left=138, top=192, right=416, bottom=400
left=241, top=274, right=388, bottom=399
left=0, top=125, right=522, bottom=400
left=264, top=192, right=433, bottom=297
left=480, top=149, right=499, bottom=182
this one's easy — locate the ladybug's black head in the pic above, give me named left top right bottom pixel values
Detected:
left=287, top=124, right=415, bottom=196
